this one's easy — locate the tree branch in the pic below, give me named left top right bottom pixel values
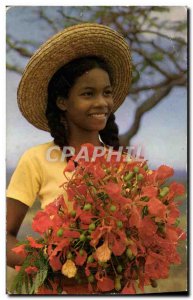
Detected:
left=130, top=73, right=186, bottom=94
left=6, top=63, right=23, bottom=74
left=6, top=36, right=33, bottom=58
left=38, top=8, right=59, bottom=32
left=132, top=47, right=172, bottom=78
left=135, top=29, right=186, bottom=45
left=120, top=75, right=187, bottom=146
left=57, top=8, right=86, bottom=24
left=152, top=41, right=185, bottom=73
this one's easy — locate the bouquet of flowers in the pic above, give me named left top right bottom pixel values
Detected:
left=11, top=144, right=186, bottom=294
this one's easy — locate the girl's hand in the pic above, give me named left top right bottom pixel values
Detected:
left=6, top=198, right=29, bottom=268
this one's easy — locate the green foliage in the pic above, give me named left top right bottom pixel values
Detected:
left=10, top=250, right=49, bottom=294
left=152, top=52, right=164, bottom=61
left=151, top=7, right=170, bottom=12
left=30, top=266, right=48, bottom=294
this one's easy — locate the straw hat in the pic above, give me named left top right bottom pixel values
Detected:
left=17, top=23, right=132, bottom=131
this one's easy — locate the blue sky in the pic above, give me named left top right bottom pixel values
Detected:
left=6, top=6, right=187, bottom=171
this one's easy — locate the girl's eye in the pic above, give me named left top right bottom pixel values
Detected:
left=81, top=91, right=93, bottom=97
left=104, top=90, right=112, bottom=96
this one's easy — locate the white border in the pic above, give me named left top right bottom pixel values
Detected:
left=2, top=0, right=193, bottom=6
left=2, top=1, right=190, bottom=299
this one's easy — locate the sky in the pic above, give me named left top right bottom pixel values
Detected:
left=6, top=6, right=187, bottom=171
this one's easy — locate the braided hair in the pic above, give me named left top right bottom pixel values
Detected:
left=46, top=56, right=120, bottom=150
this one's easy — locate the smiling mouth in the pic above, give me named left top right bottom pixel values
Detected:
left=88, top=113, right=108, bottom=120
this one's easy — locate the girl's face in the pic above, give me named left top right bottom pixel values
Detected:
left=58, top=68, right=113, bottom=135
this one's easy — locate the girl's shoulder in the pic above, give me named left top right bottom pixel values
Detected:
left=20, top=141, right=56, bottom=162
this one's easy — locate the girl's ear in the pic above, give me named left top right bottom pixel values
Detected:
left=56, top=97, right=67, bottom=111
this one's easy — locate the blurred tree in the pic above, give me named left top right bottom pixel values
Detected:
left=6, top=6, right=187, bottom=145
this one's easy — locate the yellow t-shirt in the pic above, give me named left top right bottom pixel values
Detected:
left=6, top=141, right=73, bottom=210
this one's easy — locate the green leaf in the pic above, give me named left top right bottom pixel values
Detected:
left=151, top=7, right=170, bottom=13
left=152, top=52, right=164, bottom=61
left=131, top=68, right=140, bottom=84
left=142, top=206, right=148, bottom=218
left=30, top=266, right=48, bottom=294
left=10, top=250, right=49, bottom=294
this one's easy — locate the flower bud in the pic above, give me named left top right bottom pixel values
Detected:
left=137, top=173, right=144, bottom=181
left=143, top=164, right=148, bottom=171
left=124, top=172, right=134, bottom=181
left=89, top=223, right=96, bottom=230
left=115, top=276, right=122, bottom=291
left=133, top=166, right=139, bottom=173
left=79, top=249, right=84, bottom=256
left=83, top=203, right=92, bottom=211
left=110, top=205, right=116, bottom=212
left=126, top=248, right=134, bottom=260
left=80, top=234, right=86, bottom=242
left=126, top=181, right=132, bottom=188
left=88, top=274, right=95, bottom=283
left=116, top=265, right=123, bottom=273
left=66, top=251, right=73, bottom=259
left=57, top=228, right=63, bottom=237
left=71, top=210, right=76, bottom=217
left=117, top=221, right=123, bottom=228
left=159, top=187, right=169, bottom=198
left=87, top=255, right=94, bottom=263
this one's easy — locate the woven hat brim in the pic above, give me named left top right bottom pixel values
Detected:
left=17, top=23, right=132, bottom=131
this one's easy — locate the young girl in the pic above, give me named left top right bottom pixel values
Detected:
left=6, top=23, right=132, bottom=293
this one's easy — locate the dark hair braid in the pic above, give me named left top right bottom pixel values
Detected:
left=46, top=56, right=120, bottom=149
left=46, top=101, right=68, bottom=149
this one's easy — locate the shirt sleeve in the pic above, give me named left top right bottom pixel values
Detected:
left=6, top=149, right=42, bottom=207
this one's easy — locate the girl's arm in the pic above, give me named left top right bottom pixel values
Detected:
left=6, top=198, right=29, bottom=268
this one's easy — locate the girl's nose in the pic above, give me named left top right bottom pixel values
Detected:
left=93, top=95, right=109, bottom=107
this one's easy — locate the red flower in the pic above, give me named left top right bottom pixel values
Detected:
left=66, top=186, right=77, bottom=201
left=105, top=182, right=121, bottom=196
left=25, top=266, right=38, bottom=274
left=141, top=186, right=158, bottom=198
left=74, top=143, right=95, bottom=161
left=129, top=206, right=141, bottom=228
left=64, top=160, right=75, bottom=172
left=169, top=182, right=185, bottom=197
left=111, top=236, right=126, bottom=256
left=75, top=250, right=87, bottom=266
left=32, top=211, right=53, bottom=234
left=90, top=226, right=112, bottom=247
left=139, top=217, right=157, bottom=239
left=15, top=266, right=21, bottom=272
left=147, top=197, right=166, bottom=218
left=154, top=165, right=174, bottom=182
left=96, top=276, right=114, bottom=292
left=145, top=251, right=169, bottom=279
left=49, top=253, right=62, bottom=271
left=167, top=202, right=180, bottom=224
left=85, top=262, right=97, bottom=277
left=62, top=230, right=80, bottom=239
left=27, top=236, right=44, bottom=248
left=37, top=280, right=59, bottom=294
left=94, top=165, right=106, bottom=178
left=49, top=239, right=70, bottom=260
left=121, top=280, right=136, bottom=294
left=12, top=244, right=27, bottom=258
left=76, top=184, right=87, bottom=196
left=79, top=210, right=94, bottom=224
